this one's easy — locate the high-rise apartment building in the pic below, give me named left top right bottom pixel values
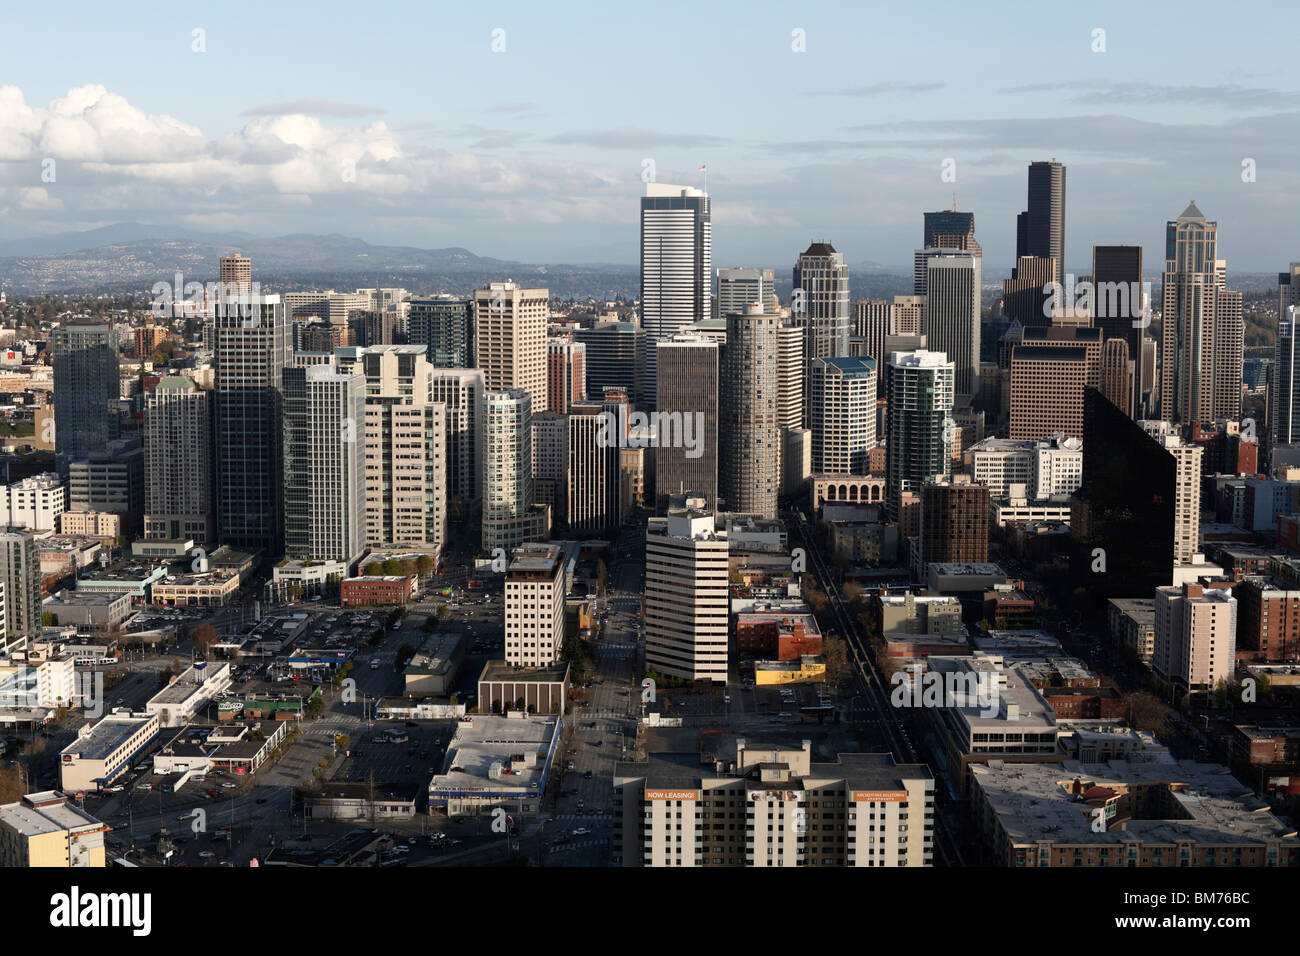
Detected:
left=641, top=184, right=711, bottom=407
left=885, top=351, right=954, bottom=519
left=144, top=377, right=215, bottom=546
left=52, top=323, right=120, bottom=468
left=282, top=364, right=367, bottom=566
left=919, top=476, right=989, bottom=566
left=656, top=335, right=719, bottom=513
left=429, top=368, right=485, bottom=510
left=408, top=296, right=474, bottom=368
left=473, top=282, right=549, bottom=414
left=809, top=357, right=876, bottom=475
left=482, top=389, right=548, bottom=552
left=645, top=503, right=729, bottom=682
left=720, top=307, right=780, bottom=518
left=792, top=242, right=851, bottom=361
left=0, top=530, right=40, bottom=654
left=776, top=323, right=805, bottom=432
left=1154, top=583, right=1237, bottom=692
left=214, top=295, right=289, bottom=555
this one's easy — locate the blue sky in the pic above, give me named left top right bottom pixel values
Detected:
left=2, top=0, right=1299, bottom=273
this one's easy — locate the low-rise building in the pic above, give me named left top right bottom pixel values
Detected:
left=151, top=570, right=240, bottom=607
left=43, top=591, right=133, bottom=633
left=0, top=791, right=109, bottom=867
left=427, top=713, right=560, bottom=816
left=340, top=575, right=417, bottom=608
left=403, top=631, right=466, bottom=697
left=59, top=712, right=161, bottom=792
left=145, top=662, right=232, bottom=727
left=477, top=660, right=569, bottom=715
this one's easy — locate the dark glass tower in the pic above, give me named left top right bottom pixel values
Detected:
left=408, top=296, right=474, bottom=368
left=1016, top=161, right=1066, bottom=281
left=52, top=323, right=120, bottom=469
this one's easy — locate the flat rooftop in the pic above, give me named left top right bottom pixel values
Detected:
left=972, top=759, right=1300, bottom=846
left=429, top=714, right=558, bottom=795
left=0, top=793, right=105, bottom=837
left=62, top=715, right=153, bottom=761
left=477, top=660, right=569, bottom=684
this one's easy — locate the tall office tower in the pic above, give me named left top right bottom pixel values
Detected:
left=1016, top=160, right=1066, bottom=281
left=1009, top=345, right=1088, bottom=440
left=473, top=282, right=549, bottom=413
left=720, top=307, right=780, bottom=518
left=1154, top=583, right=1237, bottom=692
left=792, top=242, right=851, bottom=360
left=1099, top=337, right=1133, bottom=418
left=408, top=296, right=474, bottom=368
left=574, top=322, right=646, bottom=404
left=641, top=184, right=711, bottom=407
left=1002, top=256, right=1057, bottom=326
left=923, top=208, right=981, bottom=254
left=504, top=543, right=566, bottom=667
left=1273, top=307, right=1300, bottom=450
left=214, top=294, right=288, bottom=554
left=356, top=346, right=447, bottom=553
left=1071, top=388, right=1176, bottom=598
left=219, top=253, right=252, bottom=299
left=348, top=310, right=399, bottom=348
left=1212, top=285, right=1244, bottom=421
left=1279, top=263, right=1300, bottom=322
left=776, top=323, right=805, bottom=430
left=567, top=401, right=620, bottom=536
left=809, top=357, right=877, bottom=475
left=281, top=364, right=367, bottom=565
left=644, top=503, right=729, bottom=682
left=0, top=530, right=39, bottom=654
left=855, top=299, right=894, bottom=365
left=893, top=295, right=924, bottom=336
left=1166, top=434, right=1203, bottom=566
left=1160, top=202, right=1220, bottom=425
left=885, top=351, right=955, bottom=520
left=656, top=335, right=719, bottom=513
left=716, top=267, right=775, bottom=318
left=923, top=254, right=981, bottom=398
left=429, top=368, right=485, bottom=510
left=919, top=476, right=989, bottom=566
left=144, top=377, right=216, bottom=546
left=1092, top=245, right=1146, bottom=418
left=531, top=411, right=568, bottom=525
left=482, top=389, right=548, bottom=552
left=51, top=323, right=120, bottom=467
left=547, top=338, right=587, bottom=414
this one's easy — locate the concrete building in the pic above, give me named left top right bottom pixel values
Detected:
left=504, top=544, right=566, bottom=667
left=923, top=253, right=981, bottom=397
left=716, top=267, right=775, bottom=318
left=0, top=530, right=40, bottom=655
left=473, top=282, right=549, bottom=414
left=567, top=401, right=620, bottom=536
left=429, top=368, right=485, bottom=509
left=970, top=759, right=1300, bottom=867
left=1154, top=583, right=1237, bottom=692
left=919, top=477, right=989, bottom=567
left=145, top=662, right=232, bottom=727
left=427, top=713, right=560, bottom=816
left=720, top=306, right=780, bottom=518
left=614, top=732, right=934, bottom=867
left=477, top=660, right=570, bottom=715
left=144, top=377, right=215, bottom=546
left=885, top=350, right=954, bottom=519
left=0, top=472, right=65, bottom=532
left=792, top=242, right=851, bottom=361
left=809, top=356, right=876, bottom=476
left=58, top=712, right=161, bottom=792
left=1160, top=202, right=1221, bottom=425
left=645, top=502, right=729, bottom=681
left=547, top=338, right=586, bottom=413
left=1010, top=345, right=1088, bottom=440
left=482, top=389, right=549, bottom=552
left=0, top=791, right=108, bottom=867
left=67, top=436, right=144, bottom=538
left=282, top=364, right=366, bottom=566
left=1234, top=576, right=1300, bottom=662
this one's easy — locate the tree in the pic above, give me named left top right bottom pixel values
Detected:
left=1125, top=691, right=1171, bottom=741
left=436, top=604, right=450, bottom=620
left=365, top=563, right=384, bottom=576
left=416, top=555, right=434, bottom=575
left=0, top=764, right=25, bottom=803
left=821, top=634, right=852, bottom=687
left=193, top=624, right=219, bottom=657
left=382, top=558, right=402, bottom=576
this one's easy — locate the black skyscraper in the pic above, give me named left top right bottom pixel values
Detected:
left=1016, top=161, right=1066, bottom=281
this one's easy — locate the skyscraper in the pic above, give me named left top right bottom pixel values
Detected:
left=1213, top=284, right=1244, bottom=422
left=215, top=294, right=289, bottom=554
left=408, top=296, right=474, bottom=368
left=482, top=389, right=548, bottom=552
left=656, top=335, right=719, bottom=513
left=776, top=322, right=805, bottom=431
left=0, top=530, right=39, bottom=655
left=809, top=356, right=876, bottom=475
left=473, top=282, right=549, bottom=414
left=282, top=364, right=367, bottom=566
left=429, top=368, right=485, bottom=511
left=567, top=401, right=620, bottom=535
left=219, top=253, right=252, bottom=299
left=720, top=306, right=780, bottom=518
left=923, top=209, right=981, bottom=253
left=641, top=183, right=711, bottom=406
left=354, top=346, right=448, bottom=553
left=1273, top=306, right=1300, bottom=451
left=1092, top=245, right=1145, bottom=417
left=574, top=322, right=645, bottom=405
left=144, top=377, right=216, bottom=546
left=792, top=242, right=851, bottom=361
left=52, top=323, right=120, bottom=468
left=919, top=476, right=989, bottom=566
left=1160, top=202, right=1219, bottom=425
left=885, top=350, right=954, bottom=519
left=923, top=254, right=981, bottom=398
left=547, top=338, right=587, bottom=414
left=1016, top=160, right=1066, bottom=281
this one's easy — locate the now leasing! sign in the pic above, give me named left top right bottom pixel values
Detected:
left=645, top=789, right=699, bottom=801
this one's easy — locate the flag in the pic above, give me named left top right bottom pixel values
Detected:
left=698, top=164, right=707, bottom=172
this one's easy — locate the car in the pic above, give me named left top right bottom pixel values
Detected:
left=198, top=850, right=216, bottom=859
left=572, top=827, right=591, bottom=836
left=176, top=813, right=193, bottom=821
left=221, top=783, right=236, bottom=789
left=408, top=836, right=417, bottom=845
left=583, top=770, right=593, bottom=780
left=255, top=797, right=269, bottom=805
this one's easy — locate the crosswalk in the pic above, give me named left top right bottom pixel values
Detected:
left=547, top=837, right=610, bottom=853
left=546, top=813, right=615, bottom=823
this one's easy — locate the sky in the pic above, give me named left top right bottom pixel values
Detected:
left=2, top=0, right=1299, bottom=274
